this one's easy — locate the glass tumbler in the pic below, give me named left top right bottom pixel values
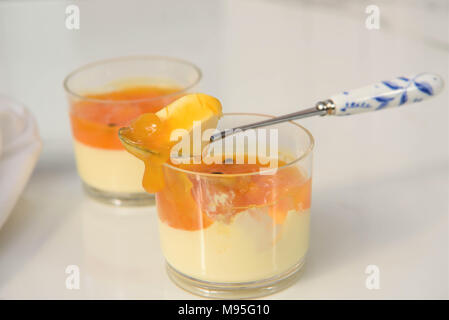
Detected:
left=64, top=56, right=201, bottom=205
left=120, top=113, right=314, bottom=298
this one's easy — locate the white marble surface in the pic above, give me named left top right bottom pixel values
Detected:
left=0, top=0, right=447, bottom=299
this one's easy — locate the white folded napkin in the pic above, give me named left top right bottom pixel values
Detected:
left=0, top=95, right=41, bottom=229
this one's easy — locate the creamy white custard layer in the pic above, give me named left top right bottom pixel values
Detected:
left=73, top=140, right=145, bottom=193
left=159, top=209, right=310, bottom=283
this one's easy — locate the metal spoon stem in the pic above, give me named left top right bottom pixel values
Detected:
left=210, top=100, right=335, bottom=142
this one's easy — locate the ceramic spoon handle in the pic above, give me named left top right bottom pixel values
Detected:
left=329, top=73, right=444, bottom=116
left=210, top=73, right=444, bottom=141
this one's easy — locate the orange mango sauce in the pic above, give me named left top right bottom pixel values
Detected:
left=157, top=157, right=311, bottom=231
left=120, top=94, right=222, bottom=192
left=69, top=85, right=182, bottom=149
left=123, top=128, right=311, bottom=231
left=120, top=112, right=175, bottom=192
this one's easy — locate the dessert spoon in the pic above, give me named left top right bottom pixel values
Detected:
left=210, top=72, right=444, bottom=142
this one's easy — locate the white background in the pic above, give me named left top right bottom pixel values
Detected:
left=0, top=0, right=447, bottom=299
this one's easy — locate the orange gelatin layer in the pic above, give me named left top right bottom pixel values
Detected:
left=157, top=157, right=312, bottom=231
left=70, top=86, right=181, bottom=149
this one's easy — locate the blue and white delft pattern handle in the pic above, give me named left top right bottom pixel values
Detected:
left=209, top=72, right=445, bottom=142
left=330, top=73, right=444, bottom=116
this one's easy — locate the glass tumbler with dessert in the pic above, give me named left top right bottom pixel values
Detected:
left=119, top=94, right=313, bottom=298
left=64, top=56, right=201, bottom=205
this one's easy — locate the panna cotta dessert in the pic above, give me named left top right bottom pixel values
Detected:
left=64, top=56, right=202, bottom=205
left=157, top=157, right=311, bottom=283
left=72, top=140, right=145, bottom=194
left=160, top=210, right=310, bottom=283
left=119, top=93, right=313, bottom=298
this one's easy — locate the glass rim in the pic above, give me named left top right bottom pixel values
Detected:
left=119, top=112, right=314, bottom=178
left=63, top=55, right=202, bottom=104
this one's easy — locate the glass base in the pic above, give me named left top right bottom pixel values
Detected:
left=166, top=257, right=305, bottom=299
left=82, top=183, right=155, bottom=206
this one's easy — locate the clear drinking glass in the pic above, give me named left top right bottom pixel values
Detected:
left=120, top=113, right=314, bottom=298
left=64, top=56, right=201, bottom=205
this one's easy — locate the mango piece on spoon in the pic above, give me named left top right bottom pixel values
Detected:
left=119, top=93, right=222, bottom=192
